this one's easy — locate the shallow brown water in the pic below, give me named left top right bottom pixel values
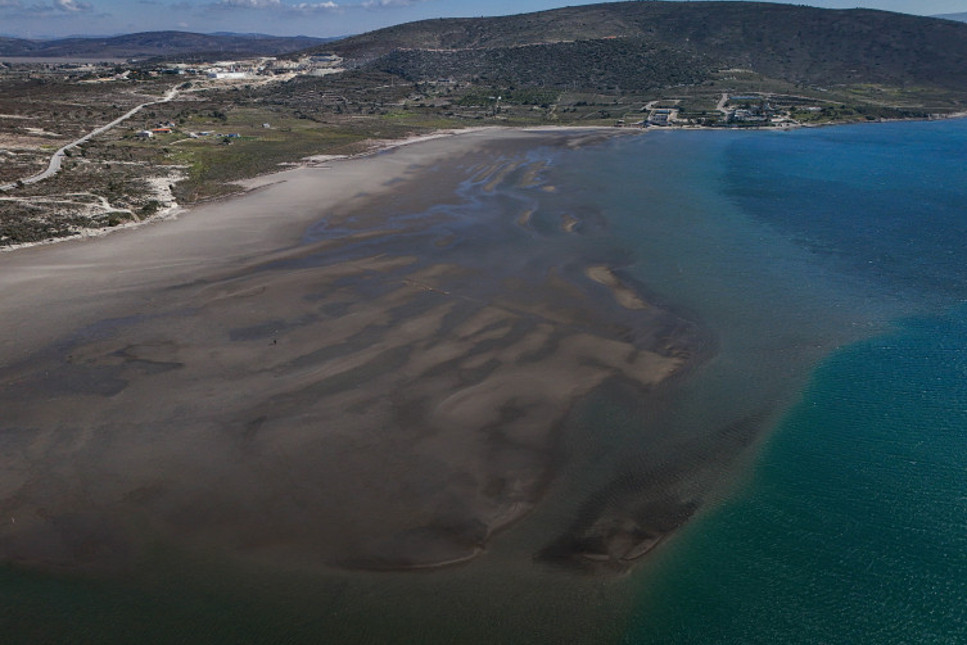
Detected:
left=0, top=130, right=786, bottom=643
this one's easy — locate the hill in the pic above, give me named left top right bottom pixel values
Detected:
left=305, top=1, right=967, bottom=94
left=0, top=32, right=332, bottom=60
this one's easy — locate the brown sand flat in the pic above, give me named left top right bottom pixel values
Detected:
left=0, top=129, right=705, bottom=574
left=586, top=265, right=650, bottom=311
left=561, top=213, right=580, bottom=233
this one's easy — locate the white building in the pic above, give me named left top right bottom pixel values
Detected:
left=207, top=71, right=250, bottom=80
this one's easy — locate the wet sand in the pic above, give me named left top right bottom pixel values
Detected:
left=0, top=128, right=715, bottom=576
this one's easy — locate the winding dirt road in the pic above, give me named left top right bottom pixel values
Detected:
left=0, top=87, right=179, bottom=191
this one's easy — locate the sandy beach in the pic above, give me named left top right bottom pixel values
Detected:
left=0, top=127, right=713, bottom=575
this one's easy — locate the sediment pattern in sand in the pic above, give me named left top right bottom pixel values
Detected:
left=0, top=132, right=705, bottom=573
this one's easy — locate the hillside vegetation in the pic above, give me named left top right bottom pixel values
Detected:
left=374, top=38, right=712, bottom=92
left=312, top=1, right=967, bottom=95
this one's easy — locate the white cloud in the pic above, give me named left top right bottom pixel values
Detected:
left=209, top=0, right=338, bottom=11
left=205, top=0, right=431, bottom=12
left=54, top=0, right=91, bottom=11
left=362, top=0, right=429, bottom=6
left=213, top=0, right=281, bottom=7
left=292, top=1, right=337, bottom=8
left=0, top=0, right=94, bottom=14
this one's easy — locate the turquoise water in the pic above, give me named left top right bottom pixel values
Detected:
left=627, top=315, right=967, bottom=643
left=621, top=120, right=967, bottom=643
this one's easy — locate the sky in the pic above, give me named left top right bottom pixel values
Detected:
left=2, top=0, right=966, bottom=39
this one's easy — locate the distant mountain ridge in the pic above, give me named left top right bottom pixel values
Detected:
left=935, top=12, right=967, bottom=23
left=0, top=31, right=333, bottom=59
left=306, top=1, right=967, bottom=94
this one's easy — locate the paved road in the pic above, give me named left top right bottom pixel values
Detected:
left=0, top=87, right=179, bottom=191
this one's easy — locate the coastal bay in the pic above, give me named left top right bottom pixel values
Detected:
left=3, top=119, right=964, bottom=643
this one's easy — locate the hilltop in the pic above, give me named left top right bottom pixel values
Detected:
left=0, top=32, right=332, bottom=60
left=305, top=1, right=967, bottom=96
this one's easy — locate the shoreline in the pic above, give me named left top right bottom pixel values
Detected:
left=0, top=125, right=625, bottom=255
left=5, top=111, right=965, bottom=254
